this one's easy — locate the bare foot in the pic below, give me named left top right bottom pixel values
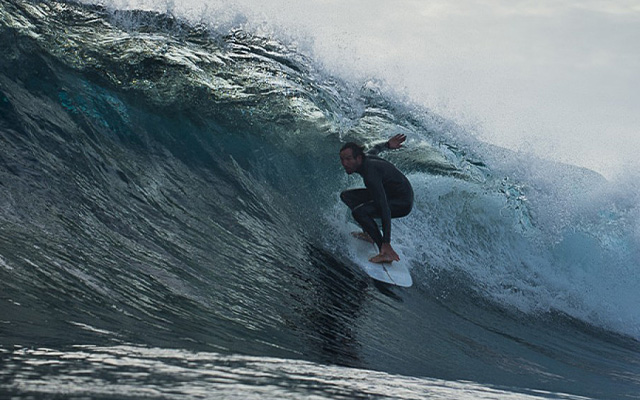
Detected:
left=369, top=253, right=395, bottom=264
left=369, top=243, right=400, bottom=264
left=351, top=231, right=374, bottom=244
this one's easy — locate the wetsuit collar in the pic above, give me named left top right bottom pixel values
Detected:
left=355, top=156, right=368, bottom=175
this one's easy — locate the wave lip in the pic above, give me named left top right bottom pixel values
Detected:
left=1, top=1, right=640, bottom=399
left=2, top=0, right=639, bottom=341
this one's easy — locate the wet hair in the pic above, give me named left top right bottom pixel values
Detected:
left=339, top=142, right=365, bottom=159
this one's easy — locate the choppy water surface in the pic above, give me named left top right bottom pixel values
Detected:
left=3, top=345, right=598, bottom=400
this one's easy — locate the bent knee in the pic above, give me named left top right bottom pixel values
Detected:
left=340, top=191, right=349, bottom=204
left=351, top=204, right=371, bottom=221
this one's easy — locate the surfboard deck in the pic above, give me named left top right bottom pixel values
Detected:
left=347, top=232, right=413, bottom=287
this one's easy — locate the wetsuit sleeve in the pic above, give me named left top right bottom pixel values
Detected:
left=364, top=168, right=392, bottom=244
left=366, top=141, right=389, bottom=156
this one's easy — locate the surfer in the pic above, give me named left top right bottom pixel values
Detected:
left=339, top=134, right=414, bottom=263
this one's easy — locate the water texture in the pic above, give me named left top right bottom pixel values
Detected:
left=1, top=1, right=639, bottom=399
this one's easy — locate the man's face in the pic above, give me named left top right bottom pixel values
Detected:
left=340, top=148, right=362, bottom=175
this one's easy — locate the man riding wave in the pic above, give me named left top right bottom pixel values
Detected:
left=339, top=134, right=414, bottom=264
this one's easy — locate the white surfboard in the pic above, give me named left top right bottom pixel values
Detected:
left=347, top=232, right=413, bottom=287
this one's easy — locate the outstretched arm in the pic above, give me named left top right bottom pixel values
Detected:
left=387, top=133, right=407, bottom=149
left=367, top=134, right=407, bottom=155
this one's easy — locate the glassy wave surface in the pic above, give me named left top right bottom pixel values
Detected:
left=1, top=1, right=639, bottom=399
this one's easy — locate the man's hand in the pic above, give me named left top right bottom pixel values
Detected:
left=387, top=134, right=407, bottom=150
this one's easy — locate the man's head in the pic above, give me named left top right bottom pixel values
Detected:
left=339, top=142, right=365, bottom=174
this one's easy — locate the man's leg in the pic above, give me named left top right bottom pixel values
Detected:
left=341, top=189, right=379, bottom=244
left=351, top=198, right=413, bottom=250
left=351, top=201, right=384, bottom=249
left=340, top=188, right=371, bottom=210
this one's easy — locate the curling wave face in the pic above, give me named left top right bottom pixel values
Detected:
left=1, top=1, right=639, bottom=399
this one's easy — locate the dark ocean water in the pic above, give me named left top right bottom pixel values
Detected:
left=1, top=1, right=639, bottom=399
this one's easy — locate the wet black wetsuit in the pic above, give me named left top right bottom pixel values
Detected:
left=340, top=143, right=414, bottom=249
